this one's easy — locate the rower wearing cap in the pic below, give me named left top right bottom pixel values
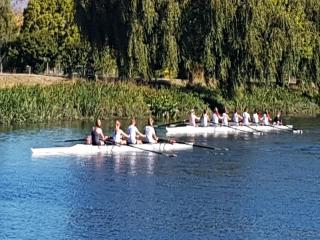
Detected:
left=189, top=109, right=200, bottom=127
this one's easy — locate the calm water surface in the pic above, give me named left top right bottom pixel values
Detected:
left=0, top=117, right=319, bottom=239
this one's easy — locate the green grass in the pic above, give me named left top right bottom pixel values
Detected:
left=0, top=80, right=318, bottom=125
left=0, top=81, right=207, bottom=125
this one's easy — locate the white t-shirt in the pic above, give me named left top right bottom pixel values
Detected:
left=253, top=113, right=259, bottom=124
left=112, top=129, right=122, bottom=143
left=222, top=113, right=229, bottom=126
left=200, top=114, right=208, bottom=127
left=242, top=112, right=250, bottom=125
left=189, top=113, right=197, bottom=126
left=232, top=113, right=239, bottom=124
left=145, top=126, right=156, bottom=143
left=262, top=114, right=270, bottom=125
left=212, top=113, right=220, bottom=124
left=127, top=124, right=138, bottom=144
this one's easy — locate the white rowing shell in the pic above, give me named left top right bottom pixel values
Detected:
left=31, top=143, right=193, bottom=156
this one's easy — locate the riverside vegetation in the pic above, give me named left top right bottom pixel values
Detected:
left=0, top=79, right=318, bottom=125
left=0, top=0, right=319, bottom=124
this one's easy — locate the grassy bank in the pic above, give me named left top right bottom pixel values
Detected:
left=0, top=81, right=207, bottom=124
left=0, top=75, right=319, bottom=125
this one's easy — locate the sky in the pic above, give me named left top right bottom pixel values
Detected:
left=11, top=0, right=28, bottom=12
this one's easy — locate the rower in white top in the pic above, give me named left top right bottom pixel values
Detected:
left=144, top=117, right=159, bottom=143
left=189, top=109, right=200, bottom=127
left=242, top=108, right=251, bottom=126
left=127, top=117, right=146, bottom=144
left=112, top=120, right=129, bottom=145
left=262, top=110, right=272, bottom=125
left=232, top=108, right=243, bottom=126
left=221, top=109, right=231, bottom=126
left=200, top=109, right=210, bottom=127
left=252, top=109, right=260, bottom=125
left=212, top=107, right=221, bottom=126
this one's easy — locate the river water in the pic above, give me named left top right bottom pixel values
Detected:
left=0, top=117, right=319, bottom=239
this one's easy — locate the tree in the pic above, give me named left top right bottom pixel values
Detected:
left=17, top=0, right=82, bottom=73
left=0, top=0, right=18, bottom=73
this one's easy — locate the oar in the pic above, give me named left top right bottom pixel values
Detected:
left=227, top=124, right=262, bottom=135
left=155, top=120, right=187, bottom=128
left=63, top=138, right=85, bottom=142
left=159, top=138, right=229, bottom=151
left=269, top=124, right=303, bottom=134
left=243, top=125, right=265, bottom=135
left=128, top=144, right=177, bottom=157
left=104, top=139, right=177, bottom=157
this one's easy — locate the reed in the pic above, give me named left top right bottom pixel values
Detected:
left=225, top=86, right=320, bottom=116
left=0, top=81, right=207, bottom=125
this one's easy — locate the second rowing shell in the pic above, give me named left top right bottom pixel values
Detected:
left=166, top=124, right=296, bottom=136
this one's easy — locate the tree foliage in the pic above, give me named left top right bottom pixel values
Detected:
left=0, top=0, right=18, bottom=72
left=3, top=0, right=320, bottom=96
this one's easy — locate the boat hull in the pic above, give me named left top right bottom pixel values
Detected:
left=166, top=124, right=294, bottom=136
left=31, top=143, right=192, bottom=156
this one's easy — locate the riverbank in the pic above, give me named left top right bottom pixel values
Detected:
left=0, top=74, right=319, bottom=125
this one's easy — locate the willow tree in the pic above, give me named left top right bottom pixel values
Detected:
left=75, top=0, right=181, bottom=80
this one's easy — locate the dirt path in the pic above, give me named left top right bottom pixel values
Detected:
left=0, top=73, right=69, bottom=88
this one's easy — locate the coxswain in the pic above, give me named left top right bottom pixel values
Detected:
left=200, top=109, right=209, bottom=127
left=90, top=119, right=109, bottom=146
left=242, top=108, right=251, bottom=126
left=273, top=111, right=283, bottom=125
left=144, top=117, right=159, bottom=143
left=112, top=120, right=129, bottom=145
left=232, top=108, right=243, bottom=126
left=127, top=117, right=146, bottom=144
left=212, top=107, right=221, bottom=126
left=189, top=109, right=200, bottom=127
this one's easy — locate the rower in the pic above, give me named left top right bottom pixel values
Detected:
left=252, top=109, right=260, bottom=125
left=90, top=119, right=108, bottom=146
left=188, top=109, right=200, bottom=127
left=242, top=108, right=251, bottom=126
left=212, top=107, right=221, bottom=126
left=232, top=108, right=243, bottom=126
left=262, top=110, right=272, bottom=125
left=199, top=109, right=209, bottom=127
left=112, top=120, right=129, bottom=145
left=144, top=117, right=159, bottom=143
left=221, top=108, right=231, bottom=126
left=273, top=111, right=283, bottom=125
left=127, top=117, right=146, bottom=144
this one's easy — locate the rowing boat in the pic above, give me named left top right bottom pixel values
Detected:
left=31, top=142, right=193, bottom=156
left=166, top=124, right=300, bottom=136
